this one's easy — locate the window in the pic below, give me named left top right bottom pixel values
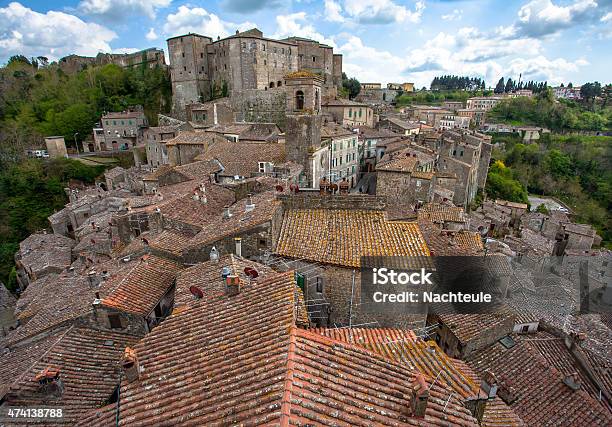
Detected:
left=270, top=82, right=275, bottom=88
left=460, top=150, right=464, bottom=156
left=348, top=108, right=352, bottom=118
left=277, top=80, right=282, bottom=87
left=312, top=56, right=316, bottom=62
left=416, top=180, right=422, bottom=187
left=263, top=44, right=266, bottom=51
left=200, top=53, right=203, bottom=58
left=242, top=42, right=246, bottom=48
left=295, top=90, right=304, bottom=110
left=258, top=162, right=266, bottom=173
left=521, top=325, right=530, bottom=333
left=182, top=52, right=185, bottom=58
left=316, top=277, right=323, bottom=293
left=359, top=109, right=363, bottom=118
left=108, top=314, right=122, bottom=329
left=184, top=66, right=187, bottom=71
left=281, top=48, right=285, bottom=54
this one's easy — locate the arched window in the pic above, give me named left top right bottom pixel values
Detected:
left=277, top=80, right=282, bottom=87
left=295, top=90, right=305, bottom=110
left=349, top=108, right=352, bottom=118
left=269, top=82, right=275, bottom=88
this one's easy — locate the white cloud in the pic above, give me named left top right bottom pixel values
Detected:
left=79, top=0, right=171, bottom=20
left=324, top=0, right=345, bottom=23
left=505, top=56, right=589, bottom=84
left=601, top=12, right=612, bottom=22
left=146, top=27, right=158, bottom=41
left=0, top=2, right=116, bottom=61
left=273, top=12, right=336, bottom=46
left=113, top=47, right=140, bottom=54
left=163, top=5, right=255, bottom=39
left=337, top=0, right=425, bottom=25
left=506, top=0, right=598, bottom=38
left=441, top=9, right=462, bottom=21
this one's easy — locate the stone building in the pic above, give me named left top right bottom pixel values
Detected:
left=144, top=126, right=179, bottom=167
left=375, top=147, right=436, bottom=218
left=167, top=28, right=342, bottom=117
left=466, top=96, right=504, bottom=111
left=437, top=130, right=492, bottom=207
left=323, top=123, right=359, bottom=188
left=285, top=113, right=324, bottom=188
left=322, top=98, right=375, bottom=127
left=59, top=49, right=166, bottom=74
left=44, top=136, right=68, bottom=158
left=273, top=194, right=430, bottom=327
left=284, top=71, right=323, bottom=113
left=457, top=109, right=486, bottom=127
left=99, top=109, right=148, bottom=151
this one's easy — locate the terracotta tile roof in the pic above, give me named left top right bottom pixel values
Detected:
left=0, top=330, right=65, bottom=399
left=188, top=191, right=281, bottom=248
left=524, top=330, right=610, bottom=410
left=165, top=131, right=219, bottom=146
left=321, top=123, right=354, bottom=138
left=377, top=152, right=419, bottom=173
left=17, top=233, right=75, bottom=278
left=174, top=256, right=310, bottom=325
left=311, top=327, right=523, bottom=427
left=411, top=171, right=434, bottom=180
left=142, top=164, right=183, bottom=181
left=417, top=219, right=483, bottom=256
left=436, top=310, right=516, bottom=344
left=76, top=403, right=116, bottom=426
left=466, top=333, right=612, bottom=426
left=148, top=229, right=194, bottom=256
left=198, top=140, right=286, bottom=177
left=418, top=203, right=467, bottom=223
left=4, top=258, right=141, bottom=345
left=100, top=255, right=183, bottom=316
left=156, top=182, right=235, bottom=228
left=174, top=159, right=222, bottom=179
left=276, top=209, right=430, bottom=267
left=114, top=272, right=478, bottom=426
left=2, top=326, right=139, bottom=424
left=173, top=254, right=273, bottom=307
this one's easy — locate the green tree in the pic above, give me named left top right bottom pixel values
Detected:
left=341, top=72, right=361, bottom=99
left=494, top=77, right=505, bottom=94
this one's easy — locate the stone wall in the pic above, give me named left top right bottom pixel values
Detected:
left=285, top=114, right=322, bottom=184
left=230, top=89, right=288, bottom=129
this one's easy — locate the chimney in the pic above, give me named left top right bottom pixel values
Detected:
left=87, top=270, right=101, bottom=288
left=35, top=367, right=63, bottom=397
left=465, top=370, right=497, bottom=424
left=245, top=194, right=255, bottom=212
left=410, top=373, right=429, bottom=418
left=122, top=347, right=140, bottom=382
left=223, top=205, right=232, bottom=219
left=226, top=275, right=240, bottom=296
left=234, top=237, right=242, bottom=257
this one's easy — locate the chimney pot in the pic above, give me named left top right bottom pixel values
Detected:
left=411, top=373, right=429, bottom=418
left=123, top=347, right=139, bottom=382
left=226, top=275, right=240, bottom=296
left=234, top=237, right=242, bottom=257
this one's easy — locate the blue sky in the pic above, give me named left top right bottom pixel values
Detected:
left=1, top=0, right=610, bottom=88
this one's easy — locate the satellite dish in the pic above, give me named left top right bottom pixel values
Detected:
left=244, top=267, right=259, bottom=279
left=189, top=286, right=204, bottom=299
left=275, top=185, right=284, bottom=192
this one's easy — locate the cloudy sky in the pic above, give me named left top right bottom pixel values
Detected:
left=1, top=0, right=610, bottom=88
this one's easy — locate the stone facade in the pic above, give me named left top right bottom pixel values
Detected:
left=285, top=113, right=323, bottom=187
left=167, top=28, right=342, bottom=118
left=99, top=109, right=148, bottom=151
left=59, top=48, right=166, bottom=74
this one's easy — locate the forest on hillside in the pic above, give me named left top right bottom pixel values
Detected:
left=0, top=55, right=171, bottom=163
left=485, top=132, right=611, bottom=246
